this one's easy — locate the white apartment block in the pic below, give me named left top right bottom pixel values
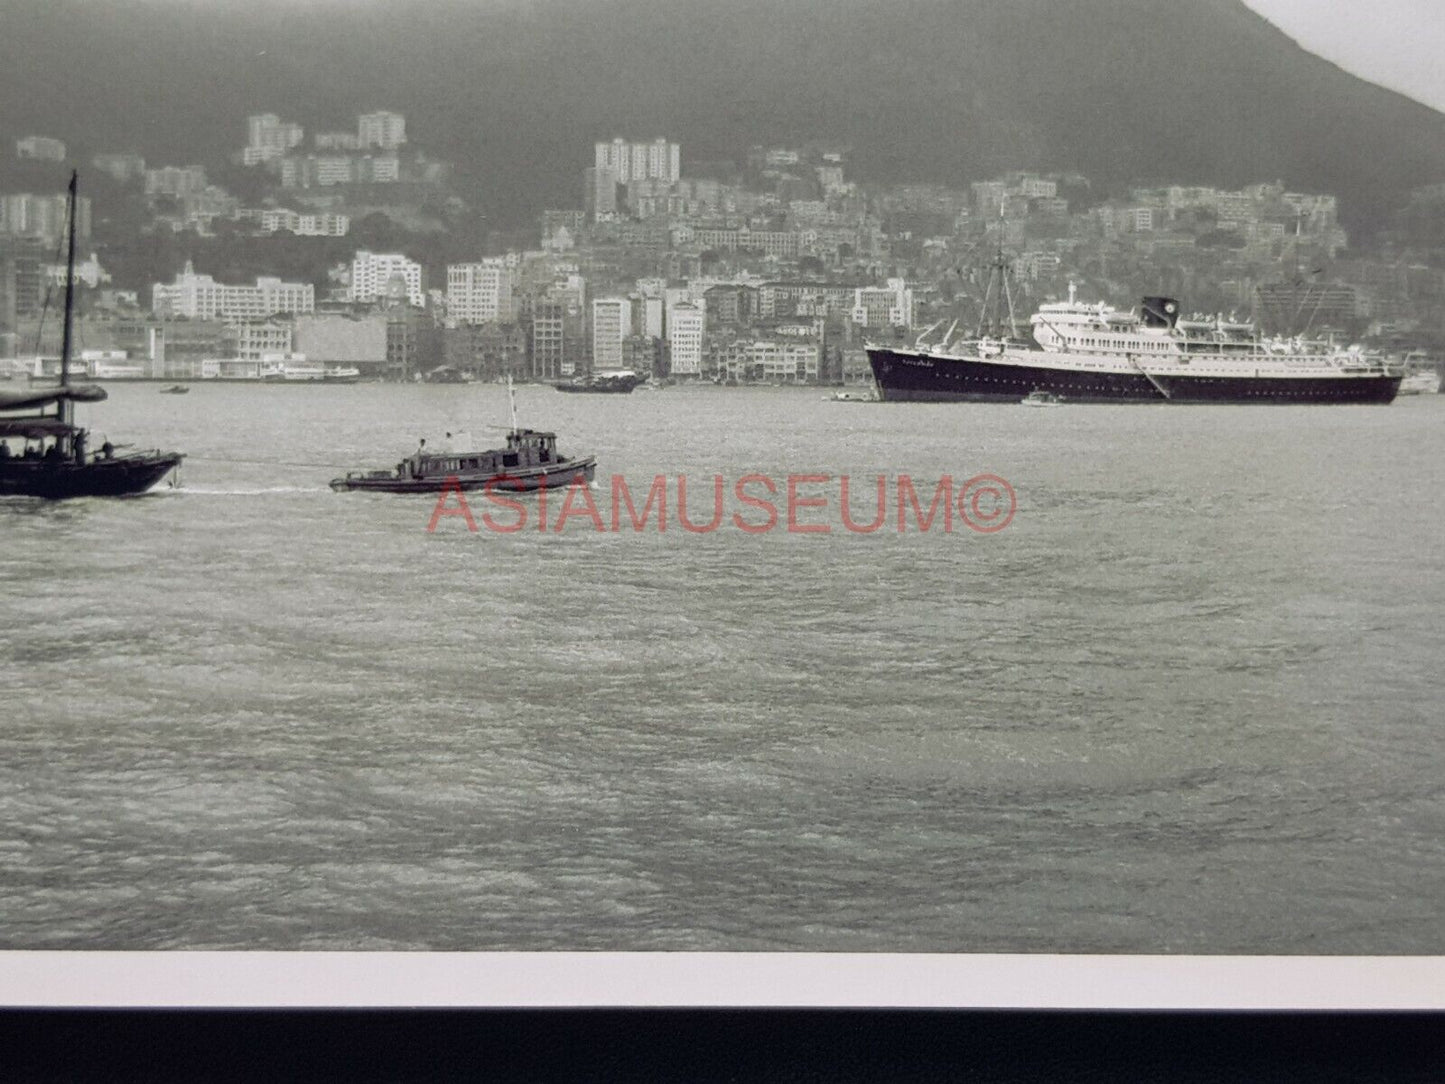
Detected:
left=240, top=209, right=350, bottom=236
left=45, top=253, right=109, bottom=288
left=350, top=251, right=424, bottom=307
left=447, top=261, right=515, bottom=324
left=852, top=279, right=914, bottom=329
left=151, top=263, right=314, bottom=320
left=16, top=136, right=66, bottom=161
left=314, top=131, right=361, bottom=151
left=145, top=166, right=208, bottom=198
left=666, top=302, right=704, bottom=376
left=358, top=111, right=407, bottom=150
left=280, top=154, right=400, bottom=188
left=243, top=114, right=304, bottom=165
left=0, top=193, right=92, bottom=240
left=1016, top=176, right=1057, bottom=198
left=1124, top=206, right=1158, bottom=232
left=590, top=297, right=631, bottom=371
left=229, top=321, right=295, bottom=360
left=715, top=338, right=819, bottom=383
left=594, top=138, right=680, bottom=185
left=91, top=153, right=146, bottom=182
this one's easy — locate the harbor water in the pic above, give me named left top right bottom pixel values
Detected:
left=1, top=383, right=1442, bottom=952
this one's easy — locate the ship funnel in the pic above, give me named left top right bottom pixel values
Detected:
left=1141, top=297, right=1180, bottom=329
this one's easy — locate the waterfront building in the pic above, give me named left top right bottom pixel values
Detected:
left=294, top=313, right=389, bottom=377
left=713, top=336, right=820, bottom=383
left=447, top=261, right=515, bottom=325
left=443, top=321, right=527, bottom=380
left=151, top=263, right=315, bottom=320
left=527, top=299, right=567, bottom=380
left=638, top=294, right=665, bottom=339
left=590, top=296, right=631, bottom=372
left=666, top=302, right=705, bottom=376
left=349, top=251, right=424, bottom=307
left=228, top=320, right=294, bottom=360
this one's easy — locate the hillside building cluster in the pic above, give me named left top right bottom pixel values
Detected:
left=3, top=115, right=1444, bottom=378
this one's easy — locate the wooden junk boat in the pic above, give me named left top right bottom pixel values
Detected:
left=0, top=172, right=184, bottom=499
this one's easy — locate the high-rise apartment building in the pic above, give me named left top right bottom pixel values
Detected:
left=527, top=299, right=567, bottom=381
left=358, top=111, right=407, bottom=150
left=145, top=166, right=209, bottom=198
left=349, top=251, right=424, bottom=307
left=666, top=302, right=704, bottom=376
left=243, top=114, right=304, bottom=165
left=447, top=261, right=514, bottom=325
left=594, top=138, right=680, bottom=185
left=590, top=297, right=631, bottom=372
left=0, top=194, right=92, bottom=243
left=583, top=167, right=619, bottom=219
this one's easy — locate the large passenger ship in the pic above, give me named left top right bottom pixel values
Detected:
left=868, top=284, right=1402, bottom=405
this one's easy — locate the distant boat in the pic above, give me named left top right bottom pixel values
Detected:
left=824, top=388, right=877, bottom=402
left=555, top=370, right=641, bottom=394
left=0, top=172, right=184, bottom=499
left=423, top=366, right=473, bottom=384
left=1020, top=390, right=1063, bottom=407
left=330, top=377, right=595, bottom=493
left=159, top=384, right=189, bottom=395
left=323, top=366, right=361, bottom=384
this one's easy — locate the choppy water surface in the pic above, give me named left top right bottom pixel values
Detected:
left=1, top=383, right=1442, bottom=952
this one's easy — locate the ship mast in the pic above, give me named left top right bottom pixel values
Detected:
left=974, top=217, right=1019, bottom=340
left=59, top=170, right=79, bottom=427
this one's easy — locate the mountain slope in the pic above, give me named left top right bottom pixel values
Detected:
left=4, top=0, right=1443, bottom=234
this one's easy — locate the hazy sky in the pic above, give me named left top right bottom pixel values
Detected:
left=1242, top=0, right=1445, bottom=111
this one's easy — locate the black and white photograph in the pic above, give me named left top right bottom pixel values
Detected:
left=1, top=0, right=1443, bottom=1005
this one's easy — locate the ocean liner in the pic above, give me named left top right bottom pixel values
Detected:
left=869, top=282, right=1402, bottom=405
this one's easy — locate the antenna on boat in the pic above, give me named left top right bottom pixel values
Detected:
left=507, top=373, right=519, bottom=434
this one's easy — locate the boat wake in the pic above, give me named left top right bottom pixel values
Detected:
left=165, top=485, right=324, bottom=496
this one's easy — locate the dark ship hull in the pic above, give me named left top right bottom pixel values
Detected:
left=867, top=349, right=1402, bottom=405
left=554, top=375, right=641, bottom=394
left=0, top=452, right=183, bottom=499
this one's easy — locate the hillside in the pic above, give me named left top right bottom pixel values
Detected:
left=4, top=0, right=1444, bottom=234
